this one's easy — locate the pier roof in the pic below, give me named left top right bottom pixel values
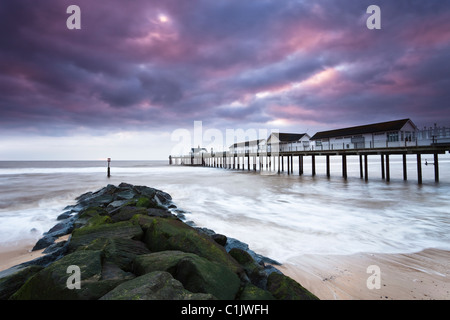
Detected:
left=267, top=133, right=308, bottom=144
left=310, top=119, right=415, bottom=140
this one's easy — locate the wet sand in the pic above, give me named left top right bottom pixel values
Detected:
left=0, top=235, right=70, bottom=273
left=277, top=248, right=450, bottom=300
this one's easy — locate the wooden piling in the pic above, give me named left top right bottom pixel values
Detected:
left=359, top=155, right=363, bottom=179
left=364, top=154, right=368, bottom=181
left=434, top=153, right=439, bottom=182
left=312, top=155, right=316, bottom=176
left=381, top=154, right=385, bottom=180
left=326, top=155, right=330, bottom=177
left=342, top=155, right=347, bottom=179
left=402, top=153, right=407, bottom=181
left=386, top=154, right=390, bottom=182
left=417, top=154, right=422, bottom=184
left=287, top=155, right=290, bottom=175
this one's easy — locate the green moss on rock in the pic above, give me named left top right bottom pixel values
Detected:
left=99, top=271, right=215, bottom=300
left=0, top=265, right=44, bottom=300
left=69, top=221, right=143, bottom=252
left=10, top=250, right=106, bottom=300
left=133, top=250, right=241, bottom=300
left=82, top=238, right=150, bottom=271
left=143, top=217, right=242, bottom=274
left=267, top=272, right=319, bottom=300
left=239, top=283, right=275, bottom=300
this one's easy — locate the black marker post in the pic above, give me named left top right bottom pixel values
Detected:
left=107, top=158, right=111, bottom=178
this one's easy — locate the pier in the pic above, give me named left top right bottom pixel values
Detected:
left=169, top=144, right=450, bottom=184
left=169, top=119, right=450, bottom=184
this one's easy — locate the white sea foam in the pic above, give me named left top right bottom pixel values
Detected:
left=0, top=158, right=449, bottom=262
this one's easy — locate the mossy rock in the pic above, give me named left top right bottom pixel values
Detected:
left=0, top=265, right=44, bottom=300
left=133, top=251, right=240, bottom=300
left=10, top=250, right=123, bottom=300
left=229, top=248, right=267, bottom=289
left=176, top=254, right=240, bottom=300
left=239, top=283, right=275, bottom=300
left=68, top=221, right=143, bottom=252
left=100, top=271, right=215, bottom=300
left=109, top=206, right=149, bottom=222
left=142, top=217, right=242, bottom=274
left=85, top=214, right=113, bottom=228
left=267, top=272, right=319, bottom=300
left=82, top=238, right=150, bottom=271
left=133, top=250, right=192, bottom=275
left=136, top=197, right=152, bottom=208
left=78, top=206, right=108, bottom=219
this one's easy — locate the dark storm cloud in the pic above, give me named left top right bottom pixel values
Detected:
left=0, top=0, right=449, bottom=136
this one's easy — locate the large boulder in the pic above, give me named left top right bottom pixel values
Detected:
left=133, top=250, right=241, bottom=300
left=0, top=265, right=44, bottom=300
left=141, top=217, right=242, bottom=274
left=81, top=237, right=150, bottom=271
left=239, top=283, right=275, bottom=300
left=229, top=248, right=268, bottom=289
left=10, top=250, right=127, bottom=300
left=267, top=272, right=319, bottom=300
left=68, top=221, right=143, bottom=251
left=100, top=271, right=214, bottom=300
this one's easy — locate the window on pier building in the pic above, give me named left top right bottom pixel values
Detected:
left=387, top=131, right=399, bottom=142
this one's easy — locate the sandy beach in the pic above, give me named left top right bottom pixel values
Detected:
left=278, top=248, right=450, bottom=300
left=0, top=236, right=70, bottom=273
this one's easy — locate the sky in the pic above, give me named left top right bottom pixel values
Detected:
left=1, top=0, right=450, bottom=160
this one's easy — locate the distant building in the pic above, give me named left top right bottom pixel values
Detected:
left=229, top=139, right=266, bottom=154
left=310, top=118, right=418, bottom=150
left=267, top=133, right=311, bottom=152
left=190, top=147, right=207, bottom=155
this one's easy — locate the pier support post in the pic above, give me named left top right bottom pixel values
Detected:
left=247, top=154, right=250, bottom=171
left=434, top=153, right=439, bottom=182
left=359, top=155, right=363, bottom=179
left=281, top=155, right=284, bottom=172
left=386, top=154, right=390, bottom=182
left=312, top=155, right=316, bottom=176
left=381, top=154, right=385, bottom=179
left=417, top=154, right=422, bottom=184
left=326, top=155, right=330, bottom=177
left=287, top=155, right=290, bottom=175
left=364, top=154, right=368, bottom=181
left=342, top=155, right=347, bottom=179
left=403, top=154, right=407, bottom=181
left=299, top=155, right=303, bottom=175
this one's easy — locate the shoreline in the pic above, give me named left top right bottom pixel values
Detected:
left=2, top=239, right=449, bottom=300
left=0, top=235, right=70, bottom=273
left=277, top=248, right=450, bottom=300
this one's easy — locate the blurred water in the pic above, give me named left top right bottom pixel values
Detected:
left=0, top=155, right=449, bottom=262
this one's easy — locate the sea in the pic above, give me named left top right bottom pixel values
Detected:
left=0, top=154, right=449, bottom=264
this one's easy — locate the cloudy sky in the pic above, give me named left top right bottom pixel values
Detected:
left=1, top=0, right=449, bottom=160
